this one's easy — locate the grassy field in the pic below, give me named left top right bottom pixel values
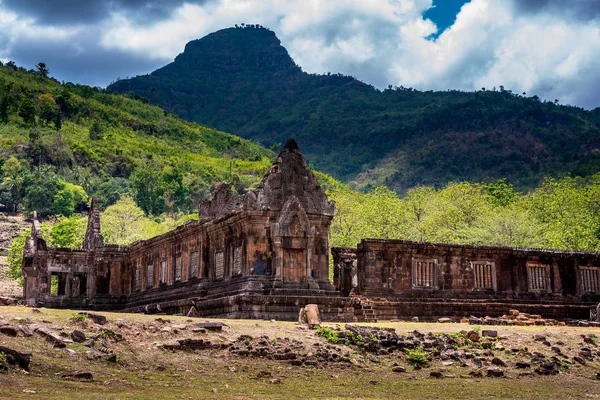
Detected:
left=0, top=306, right=598, bottom=399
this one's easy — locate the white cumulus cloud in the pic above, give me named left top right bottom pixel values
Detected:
left=1, top=0, right=599, bottom=108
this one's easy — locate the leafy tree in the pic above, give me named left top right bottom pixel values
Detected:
left=1, top=156, right=24, bottom=211
left=161, top=165, right=187, bottom=215
left=94, top=177, right=130, bottom=209
left=101, top=196, right=157, bottom=244
left=7, top=230, right=29, bottom=280
left=22, top=167, right=62, bottom=216
left=89, top=120, right=105, bottom=140
left=36, top=62, right=49, bottom=79
left=52, top=187, right=75, bottom=216
left=0, top=95, right=9, bottom=123
left=18, top=97, right=36, bottom=125
left=485, top=179, right=517, bottom=207
left=50, top=216, right=86, bottom=248
left=129, top=163, right=165, bottom=215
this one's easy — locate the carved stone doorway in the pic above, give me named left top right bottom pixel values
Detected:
left=282, top=248, right=305, bottom=282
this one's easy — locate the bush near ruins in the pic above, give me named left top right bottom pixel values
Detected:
left=405, top=346, right=430, bottom=366
left=316, top=327, right=339, bottom=345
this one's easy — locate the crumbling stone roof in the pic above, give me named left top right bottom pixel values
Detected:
left=200, top=138, right=335, bottom=221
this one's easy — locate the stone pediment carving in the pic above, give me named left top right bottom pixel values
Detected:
left=244, top=138, right=336, bottom=216
left=274, top=196, right=313, bottom=238
left=199, top=183, right=242, bottom=221
left=198, top=138, right=335, bottom=220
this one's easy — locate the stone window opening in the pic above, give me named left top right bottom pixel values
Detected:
left=73, top=273, right=87, bottom=297
left=50, top=273, right=66, bottom=296
left=580, top=266, right=600, bottom=293
left=174, top=255, right=182, bottom=282
left=233, top=243, right=243, bottom=276
left=159, top=260, right=168, bottom=285
left=412, top=259, right=438, bottom=289
left=471, top=261, right=496, bottom=290
left=527, top=263, right=550, bottom=292
left=146, top=263, right=154, bottom=289
left=134, top=266, right=141, bottom=292
left=215, top=250, right=225, bottom=280
left=190, top=251, right=199, bottom=279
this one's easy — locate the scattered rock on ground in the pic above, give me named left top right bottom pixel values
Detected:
left=36, top=328, right=66, bottom=348
left=61, top=370, right=94, bottom=381
left=0, top=346, right=32, bottom=371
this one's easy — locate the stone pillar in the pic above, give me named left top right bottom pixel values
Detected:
left=65, top=272, right=72, bottom=297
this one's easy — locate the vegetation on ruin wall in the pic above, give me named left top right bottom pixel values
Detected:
left=0, top=62, right=273, bottom=218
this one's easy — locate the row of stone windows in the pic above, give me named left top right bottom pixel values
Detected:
left=134, top=250, right=202, bottom=291
left=410, top=259, right=599, bottom=293
left=581, top=267, right=600, bottom=293
left=472, top=261, right=496, bottom=290
left=134, top=245, right=246, bottom=291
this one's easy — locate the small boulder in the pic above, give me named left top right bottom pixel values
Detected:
left=78, top=312, right=107, bottom=325
left=481, top=330, right=497, bottom=338
left=486, top=368, right=504, bottom=377
left=467, top=331, right=480, bottom=342
left=491, top=357, right=507, bottom=367
left=36, top=328, right=66, bottom=348
left=72, top=330, right=86, bottom=343
left=86, top=349, right=116, bottom=363
left=194, top=322, right=227, bottom=332
left=0, top=325, right=18, bottom=337
left=438, top=318, right=452, bottom=323
left=61, top=370, right=94, bottom=381
left=19, top=326, right=33, bottom=337
left=0, top=346, right=32, bottom=371
left=535, top=362, right=559, bottom=375
left=392, top=366, right=406, bottom=373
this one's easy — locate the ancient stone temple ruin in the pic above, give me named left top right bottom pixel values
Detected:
left=22, top=138, right=352, bottom=320
left=21, top=138, right=600, bottom=321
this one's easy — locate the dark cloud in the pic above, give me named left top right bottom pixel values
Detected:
left=513, top=0, right=600, bottom=20
left=5, top=28, right=164, bottom=87
left=0, top=0, right=196, bottom=24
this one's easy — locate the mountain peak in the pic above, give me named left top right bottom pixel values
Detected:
left=157, top=25, right=300, bottom=76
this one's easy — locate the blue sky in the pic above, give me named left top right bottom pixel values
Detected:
left=1, top=0, right=599, bottom=109
left=424, top=0, right=470, bottom=38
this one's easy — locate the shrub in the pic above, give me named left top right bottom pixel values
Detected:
left=316, top=327, right=339, bottom=344
left=406, top=346, right=430, bottom=366
left=71, top=313, right=87, bottom=322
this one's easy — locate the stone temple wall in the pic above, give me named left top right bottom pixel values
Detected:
left=333, top=240, right=600, bottom=320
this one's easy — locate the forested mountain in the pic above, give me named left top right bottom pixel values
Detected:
left=109, top=25, right=600, bottom=193
left=0, top=61, right=273, bottom=217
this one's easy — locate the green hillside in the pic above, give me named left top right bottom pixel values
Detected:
left=0, top=61, right=274, bottom=217
left=108, top=25, right=600, bottom=193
